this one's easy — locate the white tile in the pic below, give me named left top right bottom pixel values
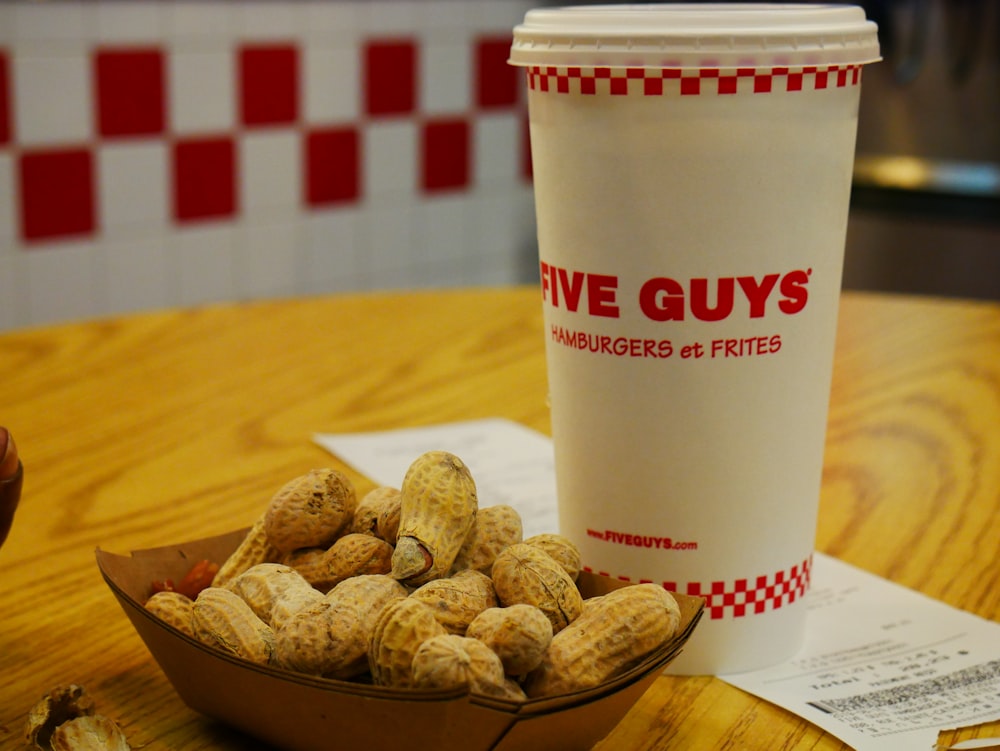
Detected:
left=419, top=195, right=468, bottom=268
left=364, top=200, right=418, bottom=279
left=0, top=154, right=15, bottom=250
left=361, top=2, right=420, bottom=36
left=12, top=2, right=96, bottom=45
left=302, top=3, right=363, bottom=41
left=0, top=253, right=29, bottom=331
left=234, top=221, right=299, bottom=299
left=421, top=40, right=471, bottom=115
left=234, top=2, right=302, bottom=39
left=0, top=6, right=15, bottom=46
left=471, top=188, right=538, bottom=281
left=167, top=1, right=234, bottom=41
left=474, top=112, right=521, bottom=185
left=364, top=121, right=417, bottom=198
left=303, top=44, right=360, bottom=124
left=95, top=1, right=168, bottom=43
left=97, top=142, right=169, bottom=236
left=100, top=234, right=172, bottom=315
left=240, top=131, right=301, bottom=216
left=415, top=2, right=472, bottom=32
left=170, top=224, right=236, bottom=306
left=469, top=190, right=517, bottom=258
left=468, top=1, right=533, bottom=33
left=168, top=48, right=235, bottom=134
left=13, top=53, right=92, bottom=145
left=23, top=240, right=100, bottom=326
left=300, top=209, right=364, bottom=293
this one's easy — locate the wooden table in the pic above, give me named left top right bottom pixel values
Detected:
left=1, top=287, right=998, bottom=750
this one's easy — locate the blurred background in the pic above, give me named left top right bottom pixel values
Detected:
left=847, top=0, right=1000, bottom=300
left=0, top=0, right=997, bottom=332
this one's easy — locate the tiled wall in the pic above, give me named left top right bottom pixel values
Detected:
left=0, top=1, right=539, bottom=331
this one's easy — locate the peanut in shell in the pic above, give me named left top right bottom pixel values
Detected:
left=224, top=562, right=318, bottom=626
left=212, top=515, right=282, bottom=587
left=523, top=583, right=681, bottom=698
left=368, top=597, right=447, bottom=688
left=451, top=504, right=523, bottom=575
left=523, top=533, right=582, bottom=582
left=491, top=543, right=583, bottom=634
left=264, top=468, right=357, bottom=554
left=278, top=574, right=408, bottom=679
left=409, top=569, right=498, bottom=635
left=466, top=604, right=553, bottom=676
left=410, top=634, right=507, bottom=696
left=274, top=599, right=363, bottom=678
left=192, top=587, right=275, bottom=666
left=324, top=533, right=394, bottom=589
left=281, top=548, right=339, bottom=592
left=144, top=590, right=195, bottom=637
left=391, top=451, right=478, bottom=585
left=352, top=486, right=402, bottom=542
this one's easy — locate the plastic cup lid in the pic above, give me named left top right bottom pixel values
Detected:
left=509, top=4, right=881, bottom=69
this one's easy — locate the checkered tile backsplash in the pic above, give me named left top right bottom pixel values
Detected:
left=0, top=1, right=539, bottom=331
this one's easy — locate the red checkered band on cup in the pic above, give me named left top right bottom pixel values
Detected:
left=586, top=556, right=812, bottom=620
left=525, top=65, right=862, bottom=96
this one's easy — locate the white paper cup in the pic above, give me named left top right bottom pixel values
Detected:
left=510, top=4, right=880, bottom=675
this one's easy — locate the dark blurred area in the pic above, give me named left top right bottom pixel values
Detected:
left=846, top=0, right=1000, bottom=300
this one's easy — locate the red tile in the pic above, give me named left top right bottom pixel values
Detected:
left=19, top=148, right=96, bottom=242
left=304, top=127, right=360, bottom=207
left=95, top=48, right=166, bottom=138
left=240, top=44, right=299, bottom=127
left=172, top=136, right=237, bottom=222
left=475, top=36, right=518, bottom=109
left=421, top=118, right=470, bottom=193
left=0, top=50, right=11, bottom=145
left=364, top=39, right=417, bottom=116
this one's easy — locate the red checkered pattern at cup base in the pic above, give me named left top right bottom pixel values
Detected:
left=526, top=65, right=862, bottom=96
left=586, top=555, right=812, bottom=620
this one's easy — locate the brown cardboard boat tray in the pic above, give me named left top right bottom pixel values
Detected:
left=97, top=528, right=705, bottom=751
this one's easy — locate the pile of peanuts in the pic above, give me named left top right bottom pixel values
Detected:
left=144, top=450, right=682, bottom=700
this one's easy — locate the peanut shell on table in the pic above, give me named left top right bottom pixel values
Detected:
left=50, top=714, right=131, bottom=751
left=24, top=684, right=95, bottom=749
left=264, top=469, right=357, bottom=554
left=491, top=543, right=583, bottom=634
left=391, top=451, right=478, bottom=585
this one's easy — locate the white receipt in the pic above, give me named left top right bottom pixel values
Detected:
left=719, top=554, right=1000, bottom=751
left=315, top=419, right=1000, bottom=750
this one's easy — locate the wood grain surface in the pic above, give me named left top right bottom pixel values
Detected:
left=1, top=287, right=997, bottom=750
